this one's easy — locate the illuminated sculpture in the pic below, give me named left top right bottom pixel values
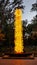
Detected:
left=14, top=8, right=24, bottom=53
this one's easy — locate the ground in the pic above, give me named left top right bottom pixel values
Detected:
left=0, top=57, right=37, bottom=65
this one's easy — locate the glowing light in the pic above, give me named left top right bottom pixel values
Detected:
left=14, top=9, right=23, bottom=53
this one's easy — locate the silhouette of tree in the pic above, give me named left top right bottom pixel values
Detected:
left=0, top=0, right=24, bottom=53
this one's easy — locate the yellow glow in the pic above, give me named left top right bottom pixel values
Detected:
left=14, top=9, right=23, bottom=53
left=14, top=9, right=22, bottom=17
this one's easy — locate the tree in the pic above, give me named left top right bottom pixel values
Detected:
left=31, top=15, right=37, bottom=24
left=0, top=0, right=24, bottom=34
left=26, top=3, right=37, bottom=47
left=0, top=0, right=14, bottom=41
left=0, top=0, right=14, bottom=51
left=22, top=19, right=28, bottom=35
left=27, top=24, right=32, bottom=34
left=31, top=1, right=37, bottom=24
left=31, top=2, right=37, bottom=11
left=0, top=0, right=24, bottom=53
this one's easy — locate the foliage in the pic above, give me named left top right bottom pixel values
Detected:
left=0, top=0, right=24, bottom=53
left=31, top=3, right=37, bottom=11
left=31, top=15, right=37, bottom=24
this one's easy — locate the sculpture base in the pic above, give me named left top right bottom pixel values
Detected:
left=2, top=53, right=34, bottom=59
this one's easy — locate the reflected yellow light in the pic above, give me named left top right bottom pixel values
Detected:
left=14, top=9, right=23, bottom=53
